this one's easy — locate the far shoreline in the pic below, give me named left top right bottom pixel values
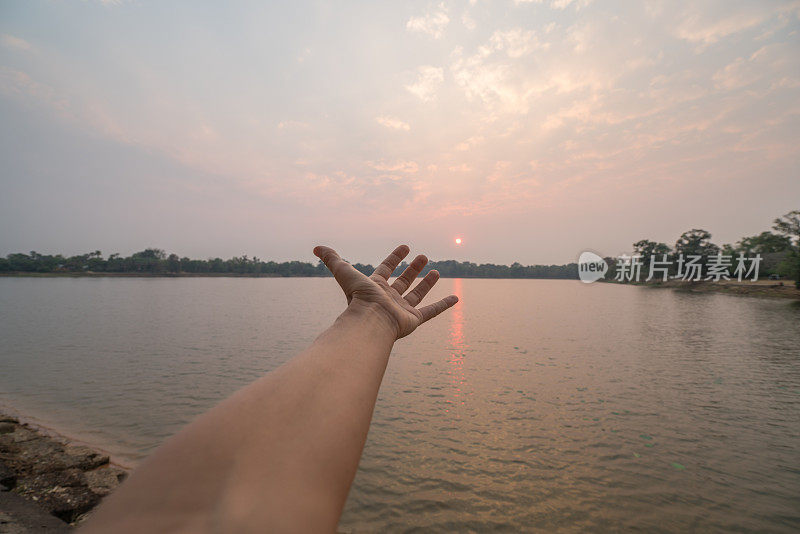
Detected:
left=2, top=272, right=798, bottom=299
left=0, top=271, right=578, bottom=280
left=0, top=271, right=294, bottom=278
left=606, top=278, right=800, bottom=300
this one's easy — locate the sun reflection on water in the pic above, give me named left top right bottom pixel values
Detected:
left=446, top=278, right=467, bottom=413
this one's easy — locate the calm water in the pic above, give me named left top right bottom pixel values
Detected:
left=1, top=277, right=799, bottom=532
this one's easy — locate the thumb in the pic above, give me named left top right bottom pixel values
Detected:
left=313, top=246, right=364, bottom=296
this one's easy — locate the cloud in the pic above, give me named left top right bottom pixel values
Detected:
left=376, top=115, right=410, bottom=130
left=0, top=66, right=135, bottom=145
left=673, top=3, right=800, bottom=46
left=550, top=0, right=593, bottom=10
left=450, top=45, right=533, bottom=113
left=489, top=28, right=546, bottom=57
left=367, top=160, right=419, bottom=173
left=405, top=65, right=444, bottom=102
left=297, top=168, right=421, bottom=208
left=462, top=10, right=476, bottom=31
left=713, top=57, right=756, bottom=91
left=277, top=120, right=310, bottom=130
left=514, top=0, right=592, bottom=9
left=406, top=6, right=450, bottom=39
left=448, top=163, right=471, bottom=172
left=1, top=34, right=32, bottom=51
left=713, top=43, right=800, bottom=91
left=567, top=20, right=594, bottom=53
left=447, top=26, right=565, bottom=113
left=0, top=67, right=65, bottom=110
left=455, top=135, right=484, bottom=151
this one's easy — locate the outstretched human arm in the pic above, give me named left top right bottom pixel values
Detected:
left=81, top=245, right=458, bottom=534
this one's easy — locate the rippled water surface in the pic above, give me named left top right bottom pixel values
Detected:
left=1, top=277, right=799, bottom=532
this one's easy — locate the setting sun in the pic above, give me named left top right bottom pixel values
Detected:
left=455, top=238, right=462, bottom=245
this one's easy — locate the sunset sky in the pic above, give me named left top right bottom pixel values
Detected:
left=1, top=1, right=798, bottom=264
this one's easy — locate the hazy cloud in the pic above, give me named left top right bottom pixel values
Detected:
left=489, top=28, right=546, bottom=57
left=1, top=34, right=32, bottom=51
left=462, top=10, right=476, bottom=31
left=367, top=160, right=419, bottom=173
left=673, top=3, right=794, bottom=45
left=406, top=5, right=450, bottom=39
left=376, top=115, right=411, bottom=130
left=405, top=65, right=444, bottom=102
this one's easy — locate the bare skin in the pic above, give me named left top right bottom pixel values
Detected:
left=80, top=244, right=458, bottom=534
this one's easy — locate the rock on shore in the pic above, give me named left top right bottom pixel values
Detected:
left=0, top=415, right=128, bottom=528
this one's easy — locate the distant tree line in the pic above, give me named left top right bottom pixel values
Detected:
left=607, top=209, right=800, bottom=287
left=3, top=209, right=796, bottom=284
left=0, top=248, right=578, bottom=279
left=416, top=260, right=577, bottom=279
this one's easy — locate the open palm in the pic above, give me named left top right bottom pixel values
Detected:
left=314, top=245, right=458, bottom=339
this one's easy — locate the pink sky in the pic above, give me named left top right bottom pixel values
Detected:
left=1, top=0, right=798, bottom=264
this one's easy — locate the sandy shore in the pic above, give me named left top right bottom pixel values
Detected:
left=0, top=413, right=128, bottom=530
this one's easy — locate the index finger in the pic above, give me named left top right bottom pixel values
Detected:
left=372, top=245, right=410, bottom=280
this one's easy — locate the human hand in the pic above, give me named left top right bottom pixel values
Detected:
left=313, top=245, right=458, bottom=339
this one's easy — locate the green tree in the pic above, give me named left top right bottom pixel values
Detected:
left=772, top=210, right=800, bottom=288
left=674, top=229, right=719, bottom=259
left=166, top=254, right=181, bottom=273
left=633, top=239, right=671, bottom=273
left=86, top=250, right=106, bottom=271
left=736, top=231, right=791, bottom=254
left=131, top=249, right=166, bottom=272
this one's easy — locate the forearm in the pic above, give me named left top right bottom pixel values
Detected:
left=81, top=303, right=396, bottom=533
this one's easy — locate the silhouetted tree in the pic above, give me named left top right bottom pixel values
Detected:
left=773, top=210, right=800, bottom=288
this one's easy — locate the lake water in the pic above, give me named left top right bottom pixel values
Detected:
left=0, top=277, right=798, bottom=532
